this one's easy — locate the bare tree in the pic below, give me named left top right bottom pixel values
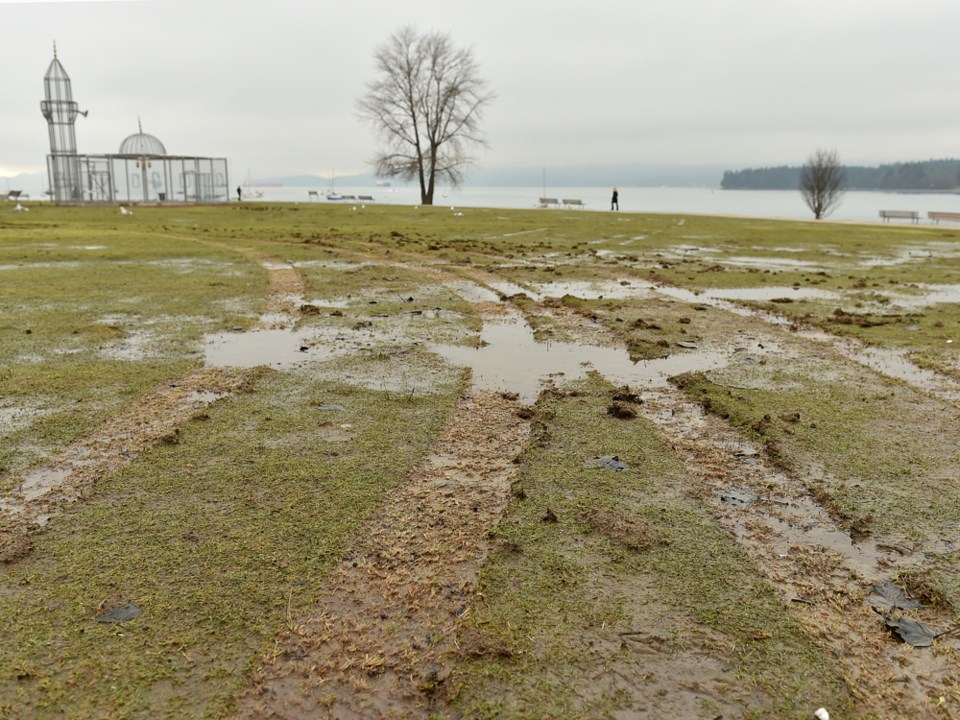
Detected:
left=800, top=148, right=845, bottom=219
left=357, top=26, right=494, bottom=205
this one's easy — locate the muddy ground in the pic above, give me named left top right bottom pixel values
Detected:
left=3, top=207, right=960, bottom=719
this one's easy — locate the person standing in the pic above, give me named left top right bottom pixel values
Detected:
left=236, top=186, right=242, bottom=202
left=611, top=187, right=619, bottom=211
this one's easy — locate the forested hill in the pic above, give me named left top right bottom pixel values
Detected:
left=721, top=159, right=960, bottom=191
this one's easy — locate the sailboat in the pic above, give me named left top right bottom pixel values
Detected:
left=325, top=170, right=343, bottom=201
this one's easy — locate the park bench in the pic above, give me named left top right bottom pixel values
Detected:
left=358, top=195, right=375, bottom=202
left=307, top=190, right=319, bottom=201
left=1, top=190, right=22, bottom=201
left=562, top=198, right=584, bottom=209
left=879, top=210, right=919, bottom=223
left=927, top=211, right=960, bottom=224
left=538, top=197, right=559, bottom=208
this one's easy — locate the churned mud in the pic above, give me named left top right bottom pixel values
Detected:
left=234, top=388, right=531, bottom=719
left=0, top=252, right=305, bottom=563
left=641, top=386, right=960, bottom=716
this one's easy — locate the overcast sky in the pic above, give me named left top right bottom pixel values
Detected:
left=3, top=0, right=959, bottom=182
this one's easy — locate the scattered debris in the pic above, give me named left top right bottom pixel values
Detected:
left=867, top=581, right=924, bottom=611
left=314, top=404, right=348, bottom=412
left=878, top=612, right=936, bottom=647
left=677, top=340, right=699, bottom=349
left=542, top=508, right=559, bottom=523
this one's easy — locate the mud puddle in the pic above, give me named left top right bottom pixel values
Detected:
left=640, top=386, right=959, bottom=714
left=1, top=250, right=306, bottom=541
left=430, top=309, right=738, bottom=403
left=0, top=370, right=244, bottom=528
left=203, top=327, right=337, bottom=369
left=648, top=282, right=960, bottom=401
left=886, top=282, right=960, bottom=310
left=532, top=279, right=658, bottom=300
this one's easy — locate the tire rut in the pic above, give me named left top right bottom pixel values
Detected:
left=0, top=251, right=305, bottom=563
left=234, top=388, right=531, bottom=719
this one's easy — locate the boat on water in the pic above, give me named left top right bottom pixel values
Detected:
left=325, top=192, right=343, bottom=201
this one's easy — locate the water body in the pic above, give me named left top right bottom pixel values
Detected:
left=249, top=185, right=960, bottom=224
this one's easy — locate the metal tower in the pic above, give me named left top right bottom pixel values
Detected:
left=40, top=45, right=86, bottom=202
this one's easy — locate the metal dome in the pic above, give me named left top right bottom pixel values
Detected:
left=119, top=130, right=166, bottom=156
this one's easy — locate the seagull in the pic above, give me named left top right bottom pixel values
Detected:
left=120, top=206, right=133, bottom=216
left=454, top=212, right=463, bottom=217
left=13, top=203, right=28, bottom=212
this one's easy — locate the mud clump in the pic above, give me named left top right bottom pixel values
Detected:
left=612, top=387, right=642, bottom=404
left=607, top=401, right=637, bottom=420
left=751, top=414, right=773, bottom=435
left=581, top=507, right=669, bottom=552
left=0, top=522, right=33, bottom=564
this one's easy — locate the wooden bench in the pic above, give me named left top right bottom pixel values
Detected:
left=538, top=197, right=559, bottom=208
left=928, top=211, right=960, bottom=224
left=358, top=195, right=375, bottom=202
left=562, top=198, right=584, bottom=209
left=879, top=210, right=919, bottom=223
left=1, top=190, right=22, bottom=201
left=307, top=190, right=319, bottom=201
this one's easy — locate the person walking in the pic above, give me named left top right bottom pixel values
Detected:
left=611, top=187, right=619, bottom=211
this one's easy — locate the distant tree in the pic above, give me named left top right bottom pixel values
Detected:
left=357, top=26, right=494, bottom=206
left=800, top=149, right=845, bottom=219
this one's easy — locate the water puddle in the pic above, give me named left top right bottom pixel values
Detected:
left=842, top=344, right=960, bottom=400
left=486, top=281, right=543, bottom=302
left=703, top=286, right=840, bottom=302
left=99, top=330, right=156, bottom=361
left=642, top=389, right=903, bottom=583
left=18, top=468, right=73, bottom=502
left=886, top=283, right=960, bottom=310
left=858, top=243, right=960, bottom=268
left=532, top=280, right=657, bottom=300
left=430, top=311, right=732, bottom=403
left=0, top=404, right=53, bottom=434
left=292, top=260, right=374, bottom=271
left=758, top=493, right=888, bottom=580
left=446, top=281, right=501, bottom=304
left=203, top=327, right=343, bottom=369
left=643, top=281, right=960, bottom=399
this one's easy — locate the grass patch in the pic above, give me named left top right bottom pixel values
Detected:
left=448, top=375, right=854, bottom=719
left=0, top=367, right=461, bottom=719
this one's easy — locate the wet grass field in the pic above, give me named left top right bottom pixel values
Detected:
left=1, top=202, right=959, bottom=718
